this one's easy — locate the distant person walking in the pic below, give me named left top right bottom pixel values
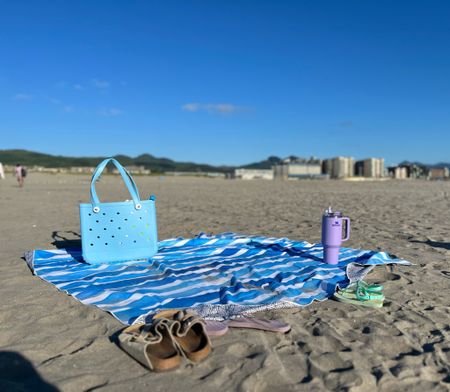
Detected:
left=15, top=164, right=27, bottom=187
left=0, top=162, right=4, bottom=180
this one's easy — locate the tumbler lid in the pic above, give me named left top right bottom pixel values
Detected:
left=324, top=206, right=342, bottom=217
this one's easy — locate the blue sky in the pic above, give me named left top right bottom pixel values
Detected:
left=1, top=1, right=449, bottom=166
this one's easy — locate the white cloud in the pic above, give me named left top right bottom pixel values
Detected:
left=92, top=79, right=110, bottom=89
left=73, top=84, right=84, bottom=91
left=182, top=103, right=201, bottom=112
left=63, top=105, right=74, bottom=112
left=99, top=108, right=123, bottom=117
left=13, top=93, right=33, bottom=101
left=182, top=102, right=247, bottom=114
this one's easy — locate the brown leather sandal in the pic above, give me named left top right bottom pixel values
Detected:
left=154, top=309, right=212, bottom=363
left=118, top=318, right=182, bottom=372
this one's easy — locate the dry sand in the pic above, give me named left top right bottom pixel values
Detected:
left=1, top=173, right=449, bottom=391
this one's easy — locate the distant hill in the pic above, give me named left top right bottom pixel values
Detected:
left=239, top=156, right=282, bottom=169
left=2, top=150, right=446, bottom=174
left=0, top=149, right=233, bottom=173
left=0, top=149, right=105, bottom=167
left=432, top=162, right=450, bottom=169
left=399, top=160, right=450, bottom=170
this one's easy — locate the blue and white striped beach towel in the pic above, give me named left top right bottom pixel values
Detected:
left=24, top=233, right=410, bottom=325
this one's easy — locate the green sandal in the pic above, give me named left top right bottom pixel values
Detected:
left=333, top=284, right=384, bottom=308
left=347, top=280, right=383, bottom=293
left=333, top=291, right=384, bottom=308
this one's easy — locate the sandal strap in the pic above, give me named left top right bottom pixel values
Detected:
left=129, top=319, right=170, bottom=343
left=355, top=284, right=383, bottom=301
left=171, top=314, right=206, bottom=336
left=356, top=284, right=369, bottom=299
left=179, top=316, right=197, bottom=335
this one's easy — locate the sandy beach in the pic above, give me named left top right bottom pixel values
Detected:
left=1, top=173, right=449, bottom=391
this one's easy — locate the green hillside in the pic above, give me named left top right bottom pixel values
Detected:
left=2, top=150, right=447, bottom=174
left=0, top=149, right=233, bottom=173
left=239, top=156, right=282, bottom=169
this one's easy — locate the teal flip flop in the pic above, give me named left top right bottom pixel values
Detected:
left=333, top=284, right=384, bottom=308
left=347, top=280, right=384, bottom=293
left=333, top=290, right=384, bottom=308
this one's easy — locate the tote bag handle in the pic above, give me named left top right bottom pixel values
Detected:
left=90, top=158, right=142, bottom=212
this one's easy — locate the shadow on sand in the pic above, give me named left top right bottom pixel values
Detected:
left=410, top=239, right=450, bottom=251
left=51, top=231, right=85, bottom=262
left=0, top=351, right=59, bottom=391
left=51, top=230, right=81, bottom=250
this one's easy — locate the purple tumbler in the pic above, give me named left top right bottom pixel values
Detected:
left=321, top=207, right=351, bottom=264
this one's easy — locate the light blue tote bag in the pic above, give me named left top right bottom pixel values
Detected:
left=79, top=158, right=158, bottom=264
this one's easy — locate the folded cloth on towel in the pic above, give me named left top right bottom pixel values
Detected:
left=24, top=232, right=410, bottom=324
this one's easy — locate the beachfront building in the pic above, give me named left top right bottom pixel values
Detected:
left=355, top=158, right=385, bottom=178
left=111, top=165, right=151, bottom=175
left=388, top=166, right=408, bottom=179
left=69, top=166, right=95, bottom=174
left=234, top=168, right=274, bottom=180
left=32, top=166, right=69, bottom=173
left=399, top=163, right=427, bottom=179
left=429, top=167, right=449, bottom=180
left=273, top=157, right=324, bottom=180
left=167, top=171, right=226, bottom=178
left=322, top=157, right=354, bottom=179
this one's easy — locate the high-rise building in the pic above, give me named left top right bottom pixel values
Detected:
left=323, top=157, right=355, bottom=179
left=355, top=158, right=385, bottom=178
left=399, top=163, right=427, bottom=179
left=388, top=166, right=408, bottom=179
